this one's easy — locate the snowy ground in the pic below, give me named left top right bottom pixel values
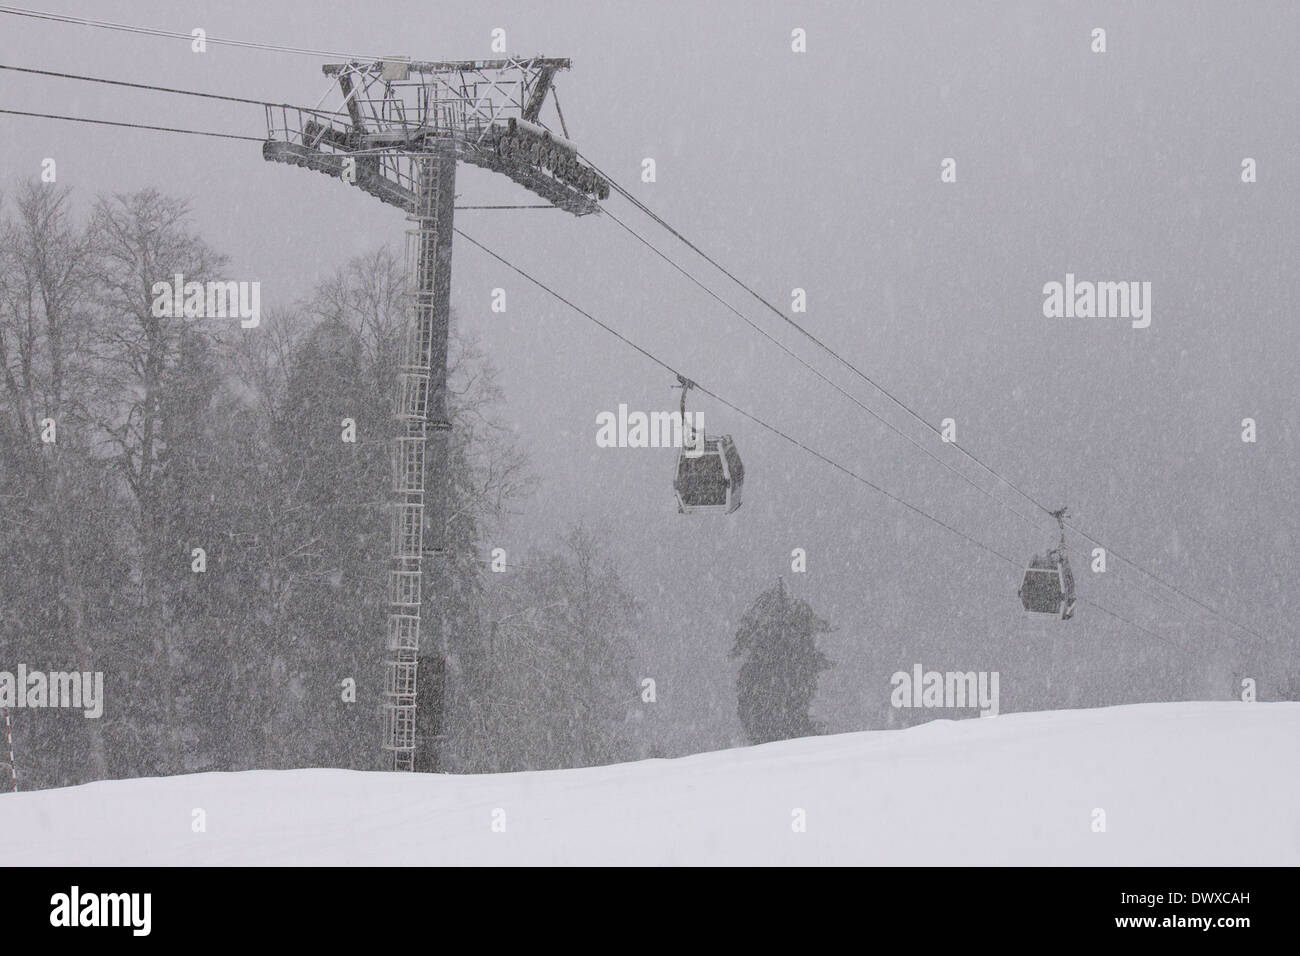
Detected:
left=2, top=701, right=1296, bottom=865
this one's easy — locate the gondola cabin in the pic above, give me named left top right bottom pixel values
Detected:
left=1018, top=552, right=1076, bottom=620
left=674, top=435, right=743, bottom=514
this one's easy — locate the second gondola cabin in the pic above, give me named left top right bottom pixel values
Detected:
left=1017, top=507, right=1077, bottom=620
left=1018, top=552, right=1076, bottom=619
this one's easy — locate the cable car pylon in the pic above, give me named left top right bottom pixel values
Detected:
left=262, top=56, right=610, bottom=771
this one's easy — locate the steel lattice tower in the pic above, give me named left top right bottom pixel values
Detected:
left=263, top=56, right=608, bottom=770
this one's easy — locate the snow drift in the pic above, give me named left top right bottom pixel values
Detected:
left=2, top=701, right=1296, bottom=865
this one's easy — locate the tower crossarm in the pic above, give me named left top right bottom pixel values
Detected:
left=262, top=55, right=608, bottom=216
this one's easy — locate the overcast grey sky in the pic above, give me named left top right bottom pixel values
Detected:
left=2, top=1, right=1296, bottom=752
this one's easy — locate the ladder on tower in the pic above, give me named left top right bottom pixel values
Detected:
left=383, top=152, right=454, bottom=771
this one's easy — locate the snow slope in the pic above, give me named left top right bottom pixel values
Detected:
left=2, top=702, right=1296, bottom=865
